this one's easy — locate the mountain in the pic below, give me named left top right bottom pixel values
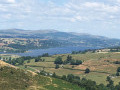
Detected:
left=0, top=29, right=120, bottom=48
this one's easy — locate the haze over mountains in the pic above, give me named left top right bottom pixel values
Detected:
left=0, top=29, right=120, bottom=48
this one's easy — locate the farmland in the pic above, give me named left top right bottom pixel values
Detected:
left=20, top=52, right=120, bottom=85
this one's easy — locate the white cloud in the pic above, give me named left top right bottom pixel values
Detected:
left=2, top=14, right=12, bottom=19
left=7, top=0, right=15, bottom=3
left=0, top=0, right=120, bottom=37
left=83, top=2, right=119, bottom=13
left=0, top=0, right=119, bottom=22
left=117, top=0, right=120, bottom=3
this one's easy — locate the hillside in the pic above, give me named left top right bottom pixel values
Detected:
left=0, top=29, right=120, bottom=48
left=20, top=51, right=120, bottom=85
left=0, top=60, right=84, bottom=90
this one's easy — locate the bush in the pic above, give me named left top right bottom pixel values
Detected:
left=85, top=68, right=90, bottom=73
left=117, top=67, right=120, bottom=72
left=54, top=56, right=63, bottom=64
left=55, top=64, right=59, bottom=69
left=116, top=72, right=120, bottom=76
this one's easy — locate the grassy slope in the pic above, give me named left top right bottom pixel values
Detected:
left=24, top=52, right=120, bottom=85
left=0, top=60, right=84, bottom=90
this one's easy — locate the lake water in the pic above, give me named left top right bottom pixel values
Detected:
left=0, top=46, right=99, bottom=56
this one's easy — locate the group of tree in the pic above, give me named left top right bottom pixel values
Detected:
left=106, top=76, right=120, bottom=90
left=5, top=53, right=50, bottom=66
left=51, top=73, right=117, bottom=90
left=110, top=47, right=120, bottom=52
left=55, top=64, right=60, bottom=69
left=72, top=49, right=96, bottom=54
left=116, top=67, right=120, bottom=76
left=65, top=55, right=83, bottom=65
left=35, top=56, right=43, bottom=62
left=54, top=55, right=82, bottom=65
left=37, top=68, right=120, bottom=90
left=114, top=61, right=120, bottom=64
left=5, top=56, right=34, bottom=65
left=54, top=56, right=63, bottom=64
left=41, top=53, right=49, bottom=57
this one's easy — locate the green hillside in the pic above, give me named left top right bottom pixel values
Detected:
left=20, top=52, right=120, bottom=85
left=0, top=61, right=84, bottom=90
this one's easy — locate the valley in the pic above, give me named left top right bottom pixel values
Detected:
left=1, top=29, right=120, bottom=90
left=0, top=29, right=120, bottom=54
left=1, top=49, right=120, bottom=90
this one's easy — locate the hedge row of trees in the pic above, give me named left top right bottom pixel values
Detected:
left=72, top=49, right=96, bottom=54
left=5, top=53, right=49, bottom=65
left=114, top=61, right=120, bottom=64
left=6, top=56, right=34, bottom=65
left=54, top=55, right=82, bottom=65
left=38, top=71, right=120, bottom=90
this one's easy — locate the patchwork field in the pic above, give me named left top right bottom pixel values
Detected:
left=22, top=52, right=120, bottom=85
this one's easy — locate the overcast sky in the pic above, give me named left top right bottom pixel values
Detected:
left=0, top=0, right=120, bottom=38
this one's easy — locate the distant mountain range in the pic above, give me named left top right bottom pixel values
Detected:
left=0, top=29, right=120, bottom=48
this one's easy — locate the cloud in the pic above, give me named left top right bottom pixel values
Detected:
left=83, top=2, right=119, bottom=13
left=0, top=0, right=120, bottom=38
left=7, top=0, right=15, bottom=3
left=0, top=0, right=119, bottom=22
left=0, top=0, right=15, bottom=4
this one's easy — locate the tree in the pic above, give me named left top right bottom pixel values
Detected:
left=74, top=76, right=80, bottom=81
left=70, top=60, right=76, bottom=65
left=61, top=75, right=67, bottom=80
left=107, top=80, right=114, bottom=89
left=85, top=68, right=90, bottom=73
left=27, top=60, right=30, bottom=63
left=42, top=53, right=49, bottom=57
left=117, top=67, right=120, bottom=72
left=116, top=72, right=119, bottom=76
left=66, top=55, right=72, bottom=62
left=67, top=74, right=74, bottom=82
left=54, top=56, right=63, bottom=64
left=76, top=60, right=82, bottom=65
left=52, top=72, right=57, bottom=78
left=24, top=65, right=27, bottom=68
left=72, top=51, right=77, bottom=54
left=35, top=58, right=40, bottom=62
left=55, top=64, right=59, bottom=69
left=106, top=76, right=111, bottom=82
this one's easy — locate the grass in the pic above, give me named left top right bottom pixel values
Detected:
left=22, top=52, right=120, bottom=85
left=45, top=78, right=85, bottom=90
left=0, top=65, right=84, bottom=90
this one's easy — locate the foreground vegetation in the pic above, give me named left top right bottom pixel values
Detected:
left=0, top=61, right=84, bottom=90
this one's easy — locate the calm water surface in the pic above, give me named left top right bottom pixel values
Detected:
left=0, top=46, right=99, bottom=56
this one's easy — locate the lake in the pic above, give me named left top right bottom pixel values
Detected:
left=0, top=46, right=99, bottom=56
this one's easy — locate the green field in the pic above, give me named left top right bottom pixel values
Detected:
left=21, top=52, right=120, bottom=85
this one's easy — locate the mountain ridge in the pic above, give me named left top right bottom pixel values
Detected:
left=0, top=29, right=120, bottom=48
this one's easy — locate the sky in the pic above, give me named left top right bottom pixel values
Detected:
left=0, top=0, right=120, bottom=38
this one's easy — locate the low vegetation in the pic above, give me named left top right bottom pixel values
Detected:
left=0, top=61, right=84, bottom=90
